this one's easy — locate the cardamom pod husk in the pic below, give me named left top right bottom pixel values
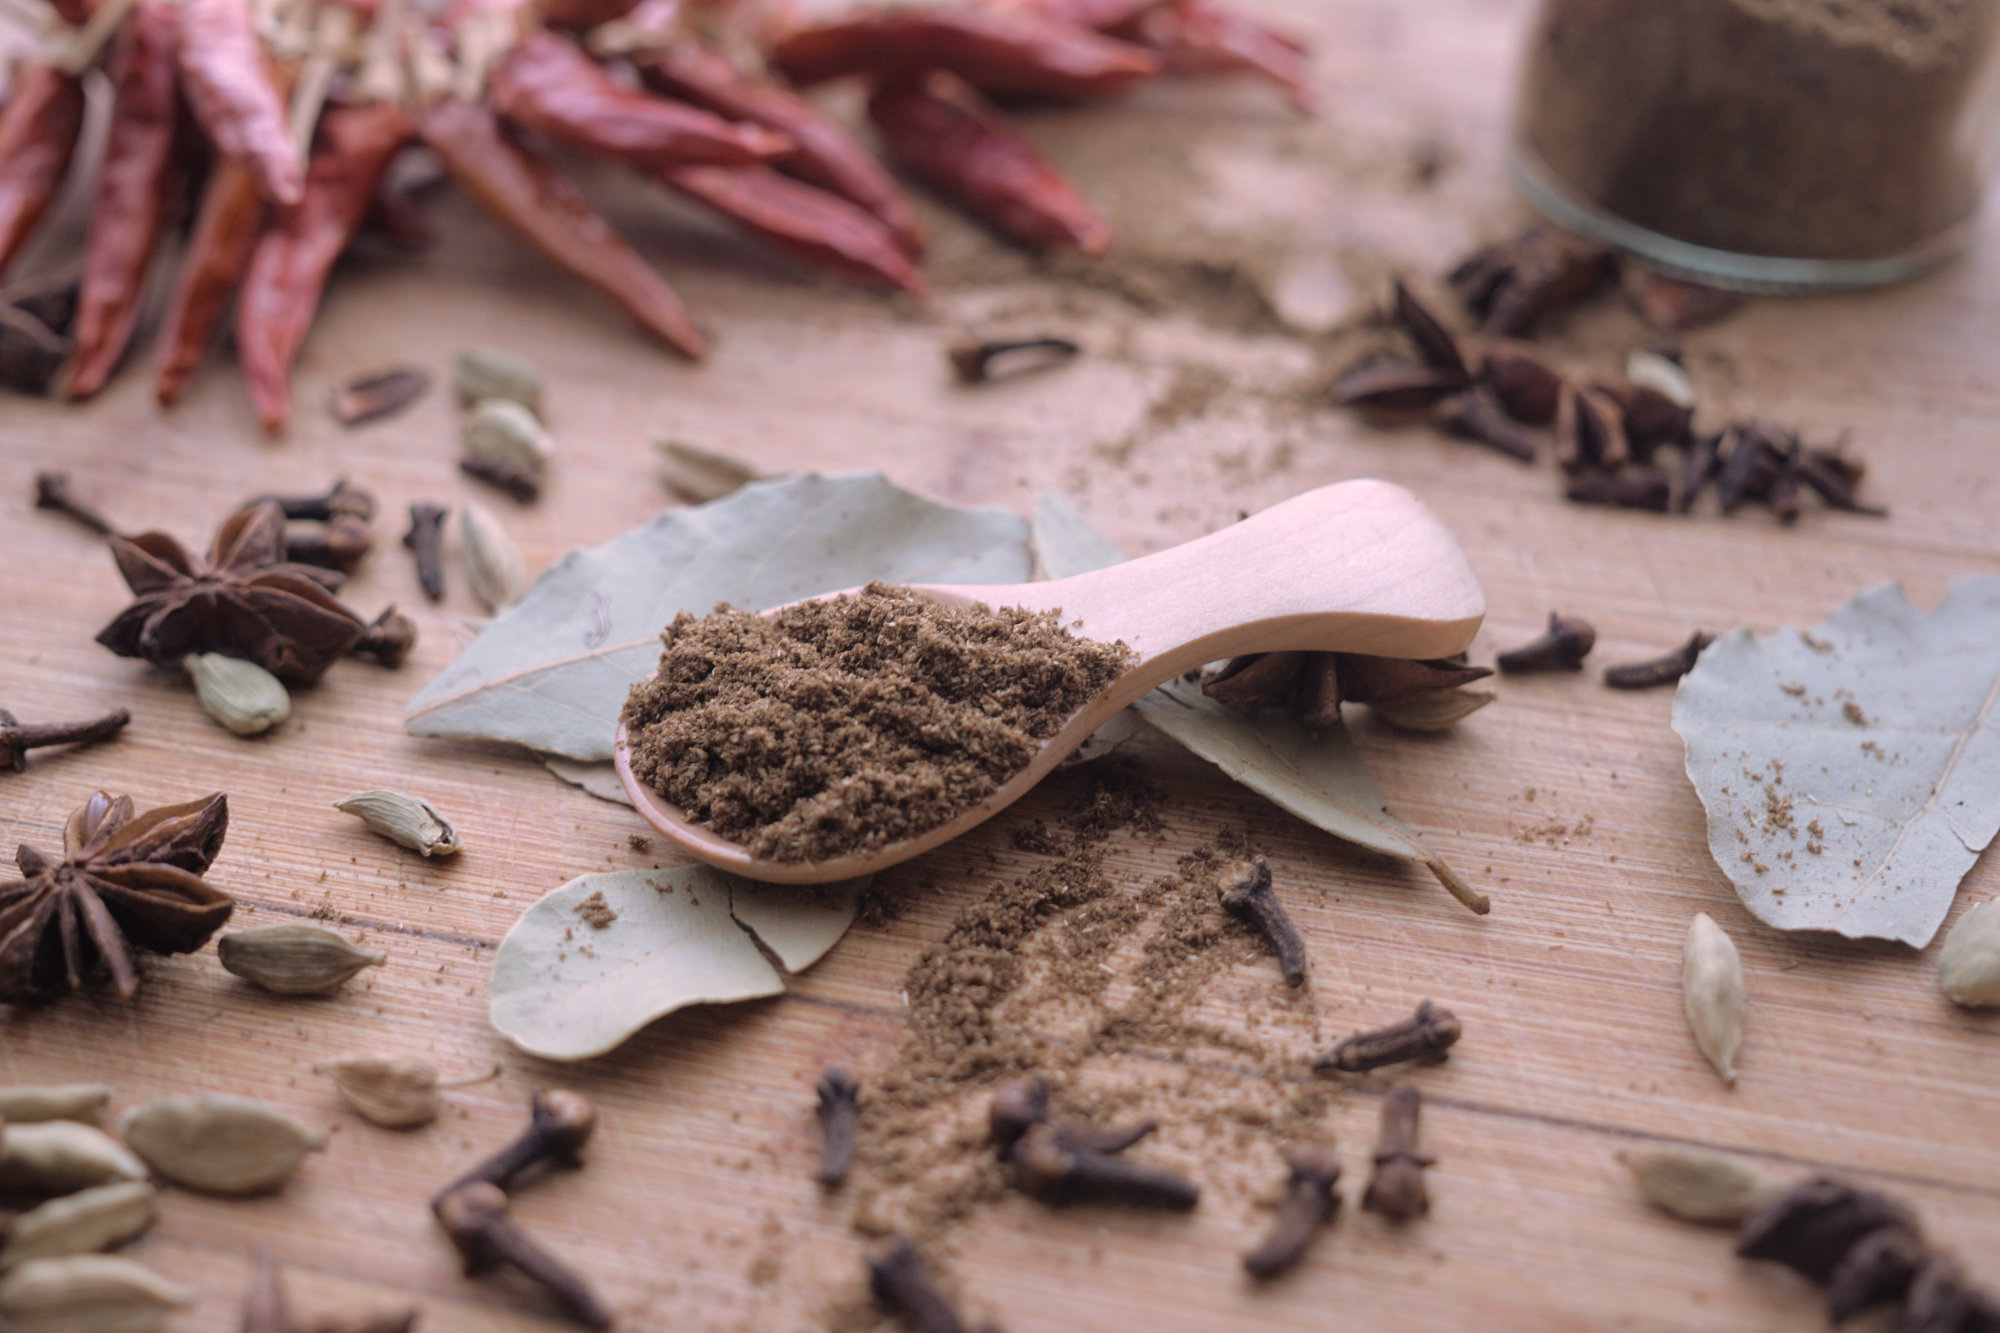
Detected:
left=313, top=1058, right=439, bottom=1128
left=454, top=347, right=543, bottom=416
left=334, top=790, right=463, bottom=857
left=1938, top=897, right=2000, bottom=1008
left=1683, top=912, right=1747, bottom=1085
left=183, top=653, right=292, bottom=735
left=0, top=1122, right=147, bottom=1195
left=0, top=1181, right=157, bottom=1269
left=119, top=1095, right=324, bottom=1195
left=0, top=1086, right=112, bottom=1126
left=464, top=399, right=554, bottom=472
left=0, top=1254, right=192, bottom=1331
left=218, top=924, right=387, bottom=995
left=654, top=439, right=759, bottom=504
left=1617, top=1147, right=1788, bottom=1225
left=460, top=500, right=528, bottom=612
left=1370, top=688, right=1496, bottom=732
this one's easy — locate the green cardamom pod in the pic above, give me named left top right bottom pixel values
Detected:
left=334, top=790, right=463, bottom=857
left=1617, top=1147, right=1788, bottom=1225
left=1938, top=897, right=2000, bottom=1008
left=464, top=398, right=554, bottom=472
left=654, top=439, right=759, bottom=504
left=0, top=1086, right=112, bottom=1126
left=120, top=1095, right=324, bottom=1195
left=460, top=500, right=528, bottom=612
left=183, top=653, right=291, bottom=735
left=0, top=1254, right=192, bottom=1330
left=454, top=347, right=543, bottom=416
left=0, top=1180, right=157, bottom=1269
left=218, top=924, right=387, bottom=995
left=1682, top=912, right=1746, bottom=1086
left=0, top=1122, right=147, bottom=1195
left=1370, top=688, right=1495, bottom=732
left=314, top=1058, right=439, bottom=1128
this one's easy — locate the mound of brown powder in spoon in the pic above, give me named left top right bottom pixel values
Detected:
left=620, top=582, right=1131, bottom=862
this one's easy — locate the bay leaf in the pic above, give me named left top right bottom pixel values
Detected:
left=406, top=473, right=1034, bottom=761
left=540, top=755, right=635, bottom=807
left=1033, top=494, right=1481, bottom=909
left=489, top=867, right=860, bottom=1060
left=1672, top=576, right=2000, bottom=947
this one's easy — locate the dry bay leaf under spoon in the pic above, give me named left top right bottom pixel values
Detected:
left=615, top=478, right=1485, bottom=884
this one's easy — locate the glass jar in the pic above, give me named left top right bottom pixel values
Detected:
left=1511, top=0, right=2000, bottom=290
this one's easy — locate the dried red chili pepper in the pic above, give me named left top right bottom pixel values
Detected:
left=536, top=0, right=644, bottom=29
left=637, top=42, right=925, bottom=257
left=869, top=72, right=1111, bottom=255
left=0, top=66, right=86, bottom=279
left=237, top=103, right=411, bottom=431
left=1012, top=0, right=1161, bottom=29
left=154, top=160, right=263, bottom=406
left=67, top=1, right=183, bottom=399
left=176, top=0, right=307, bottom=206
left=419, top=97, right=706, bottom=360
left=488, top=31, right=791, bottom=171
left=770, top=8, right=1160, bottom=100
left=662, top=165, right=926, bottom=294
left=1113, top=0, right=1312, bottom=111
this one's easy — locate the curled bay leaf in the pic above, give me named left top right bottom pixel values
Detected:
left=1032, top=493, right=1481, bottom=909
left=1672, top=576, right=2000, bottom=946
left=405, top=472, right=1034, bottom=762
left=490, top=868, right=860, bottom=1060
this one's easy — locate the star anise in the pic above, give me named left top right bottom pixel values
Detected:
left=95, top=502, right=370, bottom=684
left=0, top=791, right=235, bottom=1004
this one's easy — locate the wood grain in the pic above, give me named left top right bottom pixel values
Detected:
left=3, top=0, right=1997, bottom=1329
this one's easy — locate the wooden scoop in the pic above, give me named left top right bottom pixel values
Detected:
left=615, top=478, right=1484, bottom=884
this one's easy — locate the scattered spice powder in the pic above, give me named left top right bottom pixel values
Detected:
left=824, top=768, right=1338, bottom=1329
left=574, top=891, right=617, bottom=929
left=621, top=584, right=1131, bottom=862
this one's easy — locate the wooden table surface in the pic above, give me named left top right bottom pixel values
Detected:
left=4, top=1, right=1997, bottom=1328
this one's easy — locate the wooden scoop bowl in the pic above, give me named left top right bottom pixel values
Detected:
left=614, top=478, right=1484, bottom=884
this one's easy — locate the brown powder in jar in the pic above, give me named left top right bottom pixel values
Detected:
left=620, top=583, right=1132, bottom=863
left=1516, top=0, right=1997, bottom=261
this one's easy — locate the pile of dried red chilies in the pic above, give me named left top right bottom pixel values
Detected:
left=0, top=0, right=1307, bottom=428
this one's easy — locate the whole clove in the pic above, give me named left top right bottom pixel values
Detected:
left=1824, top=1224, right=1927, bottom=1323
left=1008, top=1122, right=1198, bottom=1210
left=435, top=1090, right=597, bottom=1205
left=1607, top=381, right=1692, bottom=457
left=1202, top=652, right=1307, bottom=714
left=987, top=1077, right=1156, bottom=1159
left=461, top=454, right=542, bottom=503
left=1735, top=1178, right=1916, bottom=1283
left=1554, top=383, right=1630, bottom=472
left=352, top=608, right=419, bottom=669
left=0, top=707, right=131, bottom=772
left=403, top=503, right=448, bottom=601
left=1798, top=449, right=1888, bottom=517
left=1565, top=469, right=1672, bottom=512
left=33, top=471, right=119, bottom=536
left=869, top=1237, right=979, bottom=1333
left=1314, top=999, right=1461, bottom=1073
left=1361, top=1084, right=1433, bottom=1222
left=1603, top=632, right=1715, bottom=690
left=1677, top=431, right=1721, bottom=512
left=1447, top=225, right=1616, bottom=336
left=1496, top=612, right=1597, bottom=673
left=330, top=366, right=431, bottom=426
left=1241, top=1147, right=1340, bottom=1279
left=1904, top=1255, right=2000, bottom=1333
left=250, top=479, right=377, bottom=523
left=1766, top=439, right=1803, bottom=524
left=285, top=515, right=374, bottom=573
left=1430, top=388, right=1538, bottom=462
left=1715, top=425, right=1782, bottom=514
left=1216, top=857, right=1307, bottom=988
left=1391, top=280, right=1470, bottom=382
left=434, top=1181, right=613, bottom=1330
left=816, top=1068, right=859, bottom=1189
left=947, top=334, right=1080, bottom=384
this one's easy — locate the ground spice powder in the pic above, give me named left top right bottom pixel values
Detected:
left=621, top=583, right=1131, bottom=862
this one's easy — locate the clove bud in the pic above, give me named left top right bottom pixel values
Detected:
left=1361, top=1084, right=1432, bottom=1222
left=0, top=707, right=131, bottom=773
left=1241, top=1147, right=1340, bottom=1278
left=1008, top=1122, right=1198, bottom=1210
left=1602, top=632, right=1714, bottom=690
left=1314, top=999, right=1461, bottom=1074
left=1495, top=612, right=1596, bottom=674
left=1216, top=857, right=1306, bottom=987
left=815, top=1068, right=859, bottom=1189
